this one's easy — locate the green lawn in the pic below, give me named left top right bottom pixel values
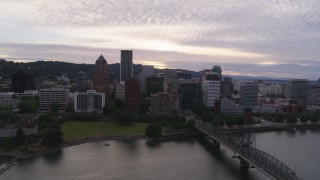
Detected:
left=61, top=121, right=148, bottom=141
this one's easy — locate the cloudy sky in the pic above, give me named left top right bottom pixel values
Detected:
left=0, top=0, right=319, bottom=79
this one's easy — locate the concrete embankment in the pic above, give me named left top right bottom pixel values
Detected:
left=221, top=123, right=320, bottom=133
left=0, top=157, right=18, bottom=175
left=161, top=131, right=204, bottom=141
left=62, top=134, right=147, bottom=148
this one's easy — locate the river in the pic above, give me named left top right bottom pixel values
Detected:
left=1, top=130, right=319, bottom=180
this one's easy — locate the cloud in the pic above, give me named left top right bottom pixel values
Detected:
left=0, top=0, right=319, bottom=79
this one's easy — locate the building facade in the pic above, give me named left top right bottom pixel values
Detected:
left=76, top=71, right=88, bottom=91
left=221, top=98, right=244, bottom=115
left=285, top=79, right=308, bottom=105
left=151, top=92, right=180, bottom=116
left=38, top=88, right=69, bottom=113
left=116, top=82, right=125, bottom=101
left=240, top=81, right=258, bottom=107
left=221, top=77, right=233, bottom=98
left=138, top=65, right=154, bottom=93
left=74, top=90, right=105, bottom=112
left=11, top=70, right=36, bottom=93
left=307, top=86, right=320, bottom=106
left=179, top=82, right=201, bottom=109
left=120, top=50, right=133, bottom=82
left=92, top=55, right=110, bottom=103
left=202, top=80, right=221, bottom=108
left=124, top=79, right=140, bottom=112
left=145, top=75, right=164, bottom=97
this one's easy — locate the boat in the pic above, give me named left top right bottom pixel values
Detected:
left=104, top=143, right=110, bottom=146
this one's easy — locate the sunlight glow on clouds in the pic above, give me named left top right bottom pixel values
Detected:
left=0, top=0, right=319, bottom=79
left=136, top=60, right=168, bottom=69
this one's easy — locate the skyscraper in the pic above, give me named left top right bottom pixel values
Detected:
left=239, top=81, right=258, bottom=107
left=76, top=71, right=87, bottom=91
left=120, top=50, right=133, bottom=82
left=285, top=79, right=308, bottom=105
left=92, top=55, right=109, bottom=103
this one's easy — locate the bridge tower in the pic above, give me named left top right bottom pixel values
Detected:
left=241, top=107, right=255, bottom=149
left=239, top=107, right=256, bottom=169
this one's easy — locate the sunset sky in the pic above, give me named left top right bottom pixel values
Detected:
left=0, top=0, right=319, bottom=79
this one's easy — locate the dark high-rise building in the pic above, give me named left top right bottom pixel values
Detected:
left=76, top=71, right=87, bottom=91
left=120, top=50, right=133, bottom=82
left=125, top=79, right=140, bottom=112
left=221, top=77, right=234, bottom=98
left=285, top=79, right=308, bottom=105
left=145, top=75, right=164, bottom=97
left=178, top=82, right=201, bottom=109
left=11, top=70, right=36, bottom=93
left=240, top=81, right=258, bottom=107
left=92, top=55, right=110, bottom=103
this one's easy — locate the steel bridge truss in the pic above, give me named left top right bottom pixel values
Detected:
left=196, top=121, right=298, bottom=180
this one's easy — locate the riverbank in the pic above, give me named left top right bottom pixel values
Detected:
left=222, top=123, right=320, bottom=133
left=0, top=134, right=148, bottom=175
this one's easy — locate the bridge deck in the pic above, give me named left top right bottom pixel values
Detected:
left=196, top=121, right=298, bottom=180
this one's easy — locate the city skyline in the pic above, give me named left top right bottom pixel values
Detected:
left=0, top=0, right=319, bottom=79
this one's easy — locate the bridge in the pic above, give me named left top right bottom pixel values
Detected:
left=195, top=121, right=298, bottom=180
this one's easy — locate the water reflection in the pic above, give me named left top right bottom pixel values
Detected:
left=42, top=150, right=63, bottom=164
left=197, top=137, right=264, bottom=180
left=145, top=140, right=161, bottom=148
left=2, top=131, right=319, bottom=180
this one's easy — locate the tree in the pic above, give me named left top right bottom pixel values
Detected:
left=145, top=124, right=162, bottom=138
left=139, top=93, right=149, bottom=113
left=42, top=125, right=64, bottom=147
left=15, top=128, right=25, bottom=146
left=235, top=116, right=244, bottom=126
left=112, top=111, right=132, bottom=125
left=36, top=114, right=58, bottom=131
left=65, top=103, right=74, bottom=113
left=20, top=99, right=38, bottom=113
left=299, top=114, right=308, bottom=123
left=225, top=116, right=235, bottom=127
left=310, top=115, right=319, bottom=123
left=275, top=113, right=285, bottom=122
left=114, top=99, right=124, bottom=111
left=50, top=102, right=59, bottom=113
left=286, top=114, right=297, bottom=123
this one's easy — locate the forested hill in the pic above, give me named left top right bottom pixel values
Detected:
left=0, top=59, right=200, bottom=81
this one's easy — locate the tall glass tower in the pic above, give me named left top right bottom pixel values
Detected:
left=120, top=50, right=133, bottom=82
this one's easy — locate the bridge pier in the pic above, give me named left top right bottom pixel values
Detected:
left=239, top=157, right=249, bottom=170
left=209, top=138, right=220, bottom=148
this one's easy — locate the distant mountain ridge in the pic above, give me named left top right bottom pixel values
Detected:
left=0, top=59, right=307, bottom=82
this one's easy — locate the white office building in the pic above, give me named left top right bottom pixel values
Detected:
left=74, top=90, right=105, bottom=112
left=202, top=80, right=221, bottom=107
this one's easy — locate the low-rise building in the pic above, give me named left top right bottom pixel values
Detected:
left=38, top=88, right=70, bottom=114
left=0, top=120, right=38, bottom=137
left=74, top=90, right=105, bottom=112
left=151, top=92, right=179, bottom=116
left=0, top=92, right=19, bottom=110
left=116, top=82, right=125, bottom=101
left=221, top=98, right=244, bottom=115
